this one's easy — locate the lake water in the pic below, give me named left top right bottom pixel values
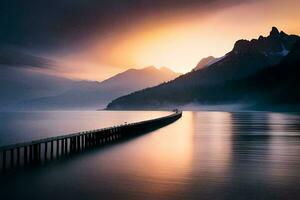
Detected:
left=1, top=111, right=300, bottom=200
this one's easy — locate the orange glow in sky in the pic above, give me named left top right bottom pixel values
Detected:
left=55, top=0, right=300, bottom=80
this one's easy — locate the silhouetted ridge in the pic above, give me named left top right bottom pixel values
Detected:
left=106, top=27, right=300, bottom=110
left=233, top=26, right=299, bottom=55
left=234, top=40, right=300, bottom=107
left=232, top=40, right=254, bottom=54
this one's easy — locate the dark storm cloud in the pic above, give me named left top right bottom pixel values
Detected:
left=0, top=0, right=254, bottom=50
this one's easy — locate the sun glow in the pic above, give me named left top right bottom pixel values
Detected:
left=98, top=0, right=300, bottom=75
left=56, top=0, right=300, bottom=80
left=103, top=19, right=234, bottom=74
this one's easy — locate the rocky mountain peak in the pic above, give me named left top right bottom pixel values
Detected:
left=232, top=27, right=299, bottom=55
left=193, top=56, right=216, bottom=71
left=232, top=39, right=253, bottom=54
left=270, top=26, right=280, bottom=37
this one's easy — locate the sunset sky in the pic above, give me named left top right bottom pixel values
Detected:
left=1, top=0, right=300, bottom=80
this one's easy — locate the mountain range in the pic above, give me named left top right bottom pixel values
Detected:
left=107, top=27, right=300, bottom=111
left=10, top=66, right=180, bottom=110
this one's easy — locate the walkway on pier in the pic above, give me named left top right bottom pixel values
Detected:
left=0, top=110, right=182, bottom=171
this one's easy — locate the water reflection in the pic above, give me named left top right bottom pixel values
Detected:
left=192, top=112, right=232, bottom=176
left=1, top=111, right=300, bottom=200
left=92, top=112, right=194, bottom=198
left=268, top=112, right=300, bottom=136
left=229, top=112, right=300, bottom=199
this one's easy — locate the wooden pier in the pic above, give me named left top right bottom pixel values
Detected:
left=0, top=110, right=182, bottom=171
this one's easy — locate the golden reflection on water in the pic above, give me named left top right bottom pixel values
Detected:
left=90, top=111, right=193, bottom=197
left=95, top=111, right=234, bottom=196
left=191, top=112, right=232, bottom=177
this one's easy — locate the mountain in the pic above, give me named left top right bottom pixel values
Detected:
left=106, top=27, right=300, bottom=110
left=17, top=66, right=180, bottom=110
left=99, top=66, right=179, bottom=91
left=232, top=40, right=300, bottom=110
left=187, top=27, right=299, bottom=86
left=0, top=68, right=75, bottom=110
left=193, top=56, right=215, bottom=71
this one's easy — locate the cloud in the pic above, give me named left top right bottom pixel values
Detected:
left=0, top=47, right=55, bottom=69
left=0, top=0, right=254, bottom=50
left=0, top=0, right=256, bottom=80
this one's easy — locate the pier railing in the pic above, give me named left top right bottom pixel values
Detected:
left=0, top=110, right=182, bottom=171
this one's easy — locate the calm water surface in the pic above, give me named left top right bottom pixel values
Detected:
left=1, top=111, right=300, bottom=200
